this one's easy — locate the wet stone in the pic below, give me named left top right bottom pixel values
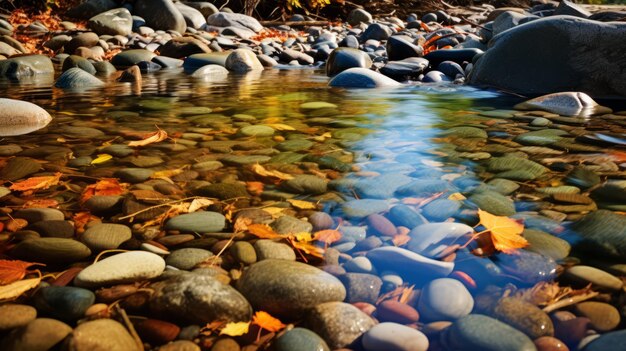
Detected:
left=495, top=250, right=557, bottom=285
left=564, top=265, right=623, bottom=291
left=230, top=241, right=257, bottom=264
left=29, top=220, right=74, bottom=238
left=376, top=300, right=420, bottom=324
left=193, top=182, right=248, bottom=200
left=281, top=174, right=328, bottom=194
left=569, top=210, right=626, bottom=258
left=339, top=273, right=382, bottom=304
left=166, top=248, right=214, bottom=270
left=0, top=157, right=41, bottom=181
left=418, top=278, right=474, bottom=322
left=114, top=168, right=154, bottom=183
left=254, top=240, right=296, bottom=261
left=443, top=314, right=536, bottom=351
left=580, top=330, right=626, bottom=351
left=468, top=190, right=516, bottom=216
left=367, top=247, right=454, bottom=283
left=362, top=322, right=429, bottom=351
left=165, top=211, right=226, bottom=233
left=305, top=301, right=376, bottom=349
left=274, top=327, right=330, bottom=351
left=524, top=229, right=571, bottom=260
left=341, top=199, right=390, bottom=218
left=270, top=215, right=313, bottom=235
left=493, top=297, right=554, bottom=339
left=574, top=301, right=620, bottom=332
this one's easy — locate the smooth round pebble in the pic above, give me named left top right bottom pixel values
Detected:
left=362, top=322, right=429, bottom=351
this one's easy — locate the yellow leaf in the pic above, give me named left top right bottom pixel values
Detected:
left=219, top=321, right=250, bottom=336
left=128, top=127, right=168, bottom=147
left=265, top=123, right=296, bottom=131
left=91, top=154, right=113, bottom=165
left=287, top=199, right=316, bottom=209
left=0, top=277, right=41, bottom=302
left=262, top=207, right=286, bottom=217
left=188, top=198, right=214, bottom=213
left=251, top=164, right=294, bottom=180
left=477, top=209, right=528, bottom=254
left=290, top=239, right=325, bottom=259
left=151, top=168, right=185, bottom=179
left=291, top=232, right=313, bottom=242
left=448, top=192, right=466, bottom=201
left=252, top=311, right=285, bottom=332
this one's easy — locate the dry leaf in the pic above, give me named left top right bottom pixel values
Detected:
left=73, top=212, right=98, bottom=234
left=188, top=198, right=214, bottom=213
left=0, top=277, right=41, bottom=302
left=287, top=199, right=317, bottom=210
left=252, top=311, right=286, bottom=332
left=0, top=260, right=44, bottom=285
left=22, top=199, right=59, bottom=208
left=477, top=209, right=528, bottom=254
left=220, top=321, right=250, bottom=336
left=251, top=164, right=294, bottom=180
left=90, top=154, right=113, bottom=165
left=247, top=224, right=281, bottom=239
left=289, top=239, right=325, bottom=259
left=81, top=178, right=127, bottom=203
left=128, top=127, right=168, bottom=147
left=234, top=216, right=252, bottom=233
left=246, top=181, right=264, bottom=196
left=262, top=207, right=286, bottom=217
left=6, top=218, right=28, bottom=232
left=291, top=232, right=313, bottom=242
left=10, top=173, right=61, bottom=192
left=313, top=229, right=342, bottom=245
left=265, top=123, right=296, bottom=131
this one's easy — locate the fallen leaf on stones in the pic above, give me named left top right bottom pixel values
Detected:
left=291, top=232, right=313, bottom=242
left=448, top=192, right=466, bottom=201
left=252, top=311, right=285, bottom=332
left=0, top=277, right=41, bottom=302
left=128, top=127, right=168, bottom=147
left=265, top=123, right=296, bottom=131
left=234, top=216, right=252, bottom=233
left=81, top=178, right=127, bottom=203
left=247, top=224, right=281, bottom=239
left=289, top=238, right=324, bottom=260
left=6, top=218, right=28, bottom=232
left=22, top=199, right=59, bottom=208
left=251, top=164, right=294, bottom=180
left=220, top=321, right=250, bottom=336
left=73, top=212, right=98, bottom=234
left=262, top=207, right=286, bottom=217
left=10, top=172, right=61, bottom=192
left=313, top=229, right=342, bottom=245
left=151, top=168, right=185, bottom=179
left=287, top=199, right=316, bottom=209
left=246, top=181, right=264, bottom=196
left=90, top=154, right=113, bottom=165
left=478, top=209, right=527, bottom=254
left=188, top=198, right=214, bottom=213
left=0, top=260, right=44, bottom=285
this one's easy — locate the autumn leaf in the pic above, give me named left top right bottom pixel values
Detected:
left=287, top=199, right=317, bottom=210
left=265, top=123, right=296, bottom=131
left=220, top=321, right=250, bottom=336
left=291, top=232, right=313, bottom=242
left=128, top=127, right=168, bottom=147
left=90, top=154, right=113, bottom=165
left=10, top=173, right=61, bottom=192
left=251, top=164, right=294, bottom=180
left=247, top=224, right=281, bottom=239
left=313, top=229, right=342, bottom=245
left=73, top=212, right=98, bottom=234
left=0, top=260, right=45, bottom=285
left=252, top=311, right=285, bottom=332
left=289, top=238, right=325, bottom=260
left=188, top=198, right=214, bottom=213
left=22, top=199, right=59, bottom=208
left=6, top=218, right=28, bottom=232
left=80, top=178, right=127, bottom=203
left=477, top=209, right=528, bottom=254
left=0, top=277, right=41, bottom=302
left=246, top=181, right=264, bottom=196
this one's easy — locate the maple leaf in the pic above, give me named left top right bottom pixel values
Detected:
left=252, top=311, right=286, bottom=332
left=220, top=321, right=250, bottom=336
left=128, top=127, right=168, bottom=147
left=247, top=224, right=281, bottom=239
left=0, top=260, right=45, bottom=285
left=80, top=178, right=127, bottom=203
left=477, top=209, right=528, bottom=254
left=10, top=173, right=61, bottom=192
left=313, top=229, right=342, bottom=245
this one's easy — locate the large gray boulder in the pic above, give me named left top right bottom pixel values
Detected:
left=135, top=0, right=187, bottom=33
left=469, top=16, right=626, bottom=98
left=206, top=12, right=263, bottom=32
left=88, top=8, right=133, bottom=36
left=0, top=55, right=54, bottom=79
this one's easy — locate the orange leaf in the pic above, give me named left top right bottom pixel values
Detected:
left=247, top=224, right=281, bottom=239
left=10, top=173, right=61, bottom=192
left=246, top=181, right=264, bottom=196
left=477, top=209, right=527, bottom=254
left=80, top=178, right=127, bottom=203
left=6, top=218, right=28, bottom=232
left=22, top=199, right=59, bottom=208
left=290, top=239, right=325, bottom=259
left=0, top=260, right=44, bottom=285
left=128, top=127, right=168, bottom=147
left=73, top=211, right=97, bottom=234
left=252, top=311, right=285, bottom=332
left=313, top=229, right=342, bottom=245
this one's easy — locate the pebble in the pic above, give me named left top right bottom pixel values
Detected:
left=407, top=222, right=473, bottom=258
left=165, top=211, right=226, bottom=233
left=305, top=301, right=376, bottom=349
left=33, top=286, right=95, bottom=322
left=274, top=328, right=330, bottom=351
left=376, top=300, right=420, bottom=324
left=160, top=340, right=201, bottom=351
left=81, top=223, right=132, bottom=251
left=253, top=240, right=296, bottom=261
left=339, top=273, right=382, bottom=304
left=564, top=265, right=624, bottom=291
left=0, top=304, right=37, bottom=331
left=0, top=318, right=72, bottom=351
left=74, top=251, right=165, bottom=288
left=534, top=336, right=569, bottom=351
left=574, top=301, right=620, bottom=332
left=68, top=318, right=139, bottom=351
left=134, top=318, right=181, bottom=345
left=366, top=247, right=454, bottom=282
left=418, top=278, right=474, bottom=321
left=10, top=237, right=91, bottom=263
left=166, top=248, right=214, bottom=270
left=230, top=241, right=257, bottom=264
left=0, top=98, right=52, bottom=136
left=362, top=322, right=429, bottom=351
left=493, top=297, right=554, bottom=339
left=580, top=330, right=626, bottom=351
left=443, top=314, right=536, bottom=351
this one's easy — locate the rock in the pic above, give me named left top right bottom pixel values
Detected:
left=408, top=222, right=473, bottom=258
left=326, top=48, right=373, bottom=77
left=367, top=247, right=454, bottom=282
left=275, top=327, right=330, bottom=351
left=54, top=67, right=104, bottom=89
left=192, top=64, right=228, bottom=81
left=230, top=241, right=257, bottom=264
left=88, top=8, right=133, bottom=36
left=341, top=199, right=390, bottom=218
left=239, top=125, right=274, bottom=136
left=67, top=0, right=117, bottom=19
left=495, top=250, right=557, bottom=285
left=569, top=210, right=626, bottom=258
left=424, top=48, right=482, bottom=66
left=33, top=286, right=95, bottom=322
left=468, top=190, right=516, bottom=216
left=574, top=302, right=620, bottom=332
left=134, top=318, right=180, bottom=345
left=64, top=32, right=99, bottom=55
left=488, top=155, right=548, bottom=181
left=0, top=318, right=72, bottom=351
left=418, top=278, right=473, bottom=321
left=362, top=322, right=429, bottom=351
left=305, top=301, right=376, bottom=349
left=493, top=297, right=553, bottom=339
left=166, top=248, right=214, bottom=270
left=0, top=98, right=52, bottom=137
left=254, top=240, right=296, bottom=261
left=118, top=65, right=142, bottom=83
left=339, top=273, right=382, bottom=304
left=14, top=208, right=63, bottom=222
left=329, top=68, right=401, bottom=88
left=514, top=92, right=607, bottom=117
left=580, top=330, right=626, bottom=351
left=68, top=319, right=139, bottom=351
left=355, top=174, right=413, bottom=199
left=387, top=35, right=423, bottom=61
left=421, top=199, right=461, bottom=221
left=110, top=49, right=156, bottom=67
left=237, top=259, right=346, bottom=317
left=175, top=2, right=206, bottom=29
left=165, top=211, right=226, bottom=233
left=469, top=16, right=626, bottom=98
left=347, top=9, right=372, bottom=25
left=81, top=223, right=131, bottom=251
left=361, top=23, right=393, bottom=41
left=524, top=229, right=570, bottom=260
left=564, top=265, right=623, bottom=291
left=160, top=340, right=201, bottom=351
left=443, top=314, right=536, bottom=351
left=10, top=238, right=91, bottom=263
left=151, top=273, right=252, bottom=324
left=554, top=0, right=591, bottom=18
left=492, top=11, right=535, bottom=36
left=514, top=129, right=567, bottom=146
left=225, top=49, right=264, bottom=73
left=206, top=12, right=263, bottom=32
left=184, top=2, right=219, bottom=17
left=183, top=52, right=231, bottom=71
left=281, top=175, right=327, bottom=194
left=376, top=300, right=420, bottom=324
left=160, top=37, right=211, bottom=58
left=0, top=157, right=41, bottom=181
left=193, top=183, right=248, bottom=200
left=135, top=0, right=186, bottom=33
left=74, top=251, right=165, bottom=288
left=280, top=48, right=314, bottom=65
left=0, top=55, right=54, bottom=79
left=0, top=304, right=36, bottom=331
left=396, top=179, right=452, bottom=197
left=380, top=57, right=429, bottom=80
left=61, top=55, right=96, bottom=75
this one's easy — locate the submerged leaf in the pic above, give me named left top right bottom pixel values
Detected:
left=80, top=178, right=127, bottom=203
left=128, top=127, right=168, bottom=147
left=313, top=229, right=342, bottom=245
left=287, top=199, right=317, bottom=209
left=251, top=164, right=294, bottom=180
left=477, top=209, right=527, bottom=253
left=10, top=172, right=61, bottom=192
left=90, top=154, right=113, bottom=165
